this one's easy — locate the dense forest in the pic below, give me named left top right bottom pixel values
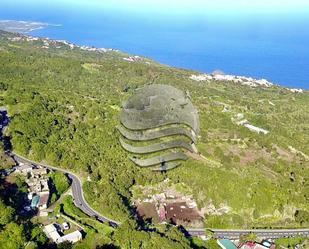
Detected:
left=0, top=30, right=309, bottom=248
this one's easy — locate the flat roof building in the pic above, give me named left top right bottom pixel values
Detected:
left=57, top=231, right=82, bottom=244
left=217, top=239, right=237, bottom=249
left=43, top=224, right=61, bottom=242
left=43, top=223, right=82, bottom=244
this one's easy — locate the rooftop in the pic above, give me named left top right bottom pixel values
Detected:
left=217, top=239, right=237, bottom=249
left=120, top=84, right=199, bottom=134
left=57, top=230, right=82, bottom=244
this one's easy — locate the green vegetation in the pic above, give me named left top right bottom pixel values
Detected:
left=274, top=236, right=307, bottom=248
left=239, top=233, right=257, bottom=243
left=0, top=141, right=15, bottom=170
left=49, top=171, right=70, bottom=203
left=113, top=220, right=191, bottom=249
left=0, top=30, right=309, bottom=247
left=204, top=239, right=221, bottom=249
left=0, top=222, right=26, bottom=249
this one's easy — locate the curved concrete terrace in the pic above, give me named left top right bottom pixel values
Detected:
left=151, top=162, right=181, bottom=171
left=119, top=138, right=194, bottom=154
left=130, top=152, right=188, bottom=167
left=116, top=124, right=197, bottom=143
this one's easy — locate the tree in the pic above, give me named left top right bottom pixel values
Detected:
left=0, top=200, right=14, bottom=225
left=205, top=239, right=221, bottom=249
left=31, top=226, right=48, bottom=246
left=25, top=242, right=38, bottom=249
left=57, top=241, right=73, bottom=249
left=50, top=171, right=70, bottom=197
left=295, top=210, right=309, bottom=225
left=239, top=233, right=257, bottom=243
left=0, top=222, right=26, bottom=249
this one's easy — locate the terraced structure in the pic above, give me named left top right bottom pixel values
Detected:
left=116, top=125, right=197, bottom=143
left=118, top=84, right=199, bottom=171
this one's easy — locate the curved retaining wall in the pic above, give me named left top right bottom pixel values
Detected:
left=117, top=125, right=197, bottom=143
left=130, top=152, right=188, bottom=167
left=119, top=138, right=194, bottom=154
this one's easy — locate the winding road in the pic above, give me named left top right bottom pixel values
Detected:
left=9, top=152, right=309, bottom=239
left=11, top=152, right=119, bottom=227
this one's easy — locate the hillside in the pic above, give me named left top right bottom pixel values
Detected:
left=0, top=29, right=309, bottom=232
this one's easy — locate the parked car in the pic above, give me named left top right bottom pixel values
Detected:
left=62, top=222, right=70, bottom=230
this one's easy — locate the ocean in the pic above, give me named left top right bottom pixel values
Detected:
left=1, top=3, right=309, bottom=89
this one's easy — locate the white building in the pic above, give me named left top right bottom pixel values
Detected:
left=44, top=224, right=61, bottom=242
left=43, top=223, right=82, bottom=244
left=57, top=231, right=82, bottom=244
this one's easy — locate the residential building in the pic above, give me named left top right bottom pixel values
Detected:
left=239, top=242, right=275, bottom=249
left=217, top=239, right=237, bottom=249
left=43, top=223, right=82, bottom=244
left=44, top=224, right=61, bottom=242
left=38, top=192, right=49, bottom=210
left=57, top=231, right=82, bottom=244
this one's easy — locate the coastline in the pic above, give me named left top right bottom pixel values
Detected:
left=0, top=19, right=307, bottom=91
left=0, top=20, right=61, bottom=33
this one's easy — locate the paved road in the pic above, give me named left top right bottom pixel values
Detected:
left=9, top=152, right=309, bottom=239
left=187, top=228, right=309, bottom=239
left=11, top=152, right=119, bottom=227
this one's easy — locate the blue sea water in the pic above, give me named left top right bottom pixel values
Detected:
left=1, top=3, right=309, bottom=89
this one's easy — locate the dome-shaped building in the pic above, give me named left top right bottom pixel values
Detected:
left=117, top=84, right=199, bottom=171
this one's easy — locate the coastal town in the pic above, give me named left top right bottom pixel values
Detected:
left=190, top=72, right=304, bottom=93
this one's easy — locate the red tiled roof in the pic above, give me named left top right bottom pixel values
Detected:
left=38, top=193, right=49, bottom=206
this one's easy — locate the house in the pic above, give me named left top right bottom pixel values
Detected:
left=38, top=192, right=49, bottom=210
left=239, top=241, right=275, bottom=249
left=43, top=224, right=61, bottom=242
left=43, top=223, right=82, bottom=244
left=27, top=177, right=49, bottom=194
left=217, top=239, right=237, bottom=249
left=57, top=231, right=82, bottom=244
